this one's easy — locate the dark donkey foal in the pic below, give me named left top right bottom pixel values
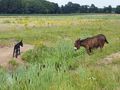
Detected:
left=74, top=34, right=109, bottom=55
left=13, top=40, right=23, bottom=58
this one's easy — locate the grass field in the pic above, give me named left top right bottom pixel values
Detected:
left=0, top=14, right=120, bottom=90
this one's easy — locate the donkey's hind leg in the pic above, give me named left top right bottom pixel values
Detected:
left=100, top=43, right=104, bottom=52
left=18, top=48, right=20, bottom=55
left=86, top=48, right=91, bottom=55
left=13, top=49, right=15, bottom=57
left=15, top=49, right=19, bottom=58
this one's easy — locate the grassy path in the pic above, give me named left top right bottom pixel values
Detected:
left=0, top=44, right=33, bottom=68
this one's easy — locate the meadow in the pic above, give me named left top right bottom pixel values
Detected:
left=0, top=14, right=120, bottom=90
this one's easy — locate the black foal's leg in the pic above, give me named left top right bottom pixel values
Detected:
left=13, top=48, right=15, bottom=57
left=15, top=49, right=18, bottom=58
left=18, top=48, right=20, bottom=55
left=19, top=48, right=21, bottom=55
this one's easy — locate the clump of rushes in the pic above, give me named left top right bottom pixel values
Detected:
left=28, top=79, right=31, bottom=84
left=9, top=60, right=19, bottom=68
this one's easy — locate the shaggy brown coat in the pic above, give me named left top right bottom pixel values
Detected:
left=74, top=34, right=108, bottom=55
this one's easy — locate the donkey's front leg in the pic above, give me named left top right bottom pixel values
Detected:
left=86, top=47, right=91, bottom=55
left=15, top=49, right=19, bottom=58
left=18, top=48, right=20, bottom=55
left=13, top=49, right=15, bottom=57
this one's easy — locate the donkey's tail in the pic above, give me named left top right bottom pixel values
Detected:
left=105, top=38, right=109, bottom=44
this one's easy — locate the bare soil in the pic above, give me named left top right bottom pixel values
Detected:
left=0, top=44, right=34, bottom=68
left=97, top=52, right=120, bottom=65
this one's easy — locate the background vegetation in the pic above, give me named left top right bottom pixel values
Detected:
left=0, top=0, right=120, bottom=14
left=0, top=14, right=120, bottom=90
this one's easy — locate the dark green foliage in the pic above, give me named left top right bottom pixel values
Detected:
left=103, top=5, right=112, bottom=13
left=61, top=2, right=80, bottom=13
left=79, top=5, right=89, bottom=13
left=60, top=3, right=115, bottom=14
left=0, top=0, right=60, bottom=14
left=115, top=5, right=120, bottom=14
left=0, top=0, right=119, bottom=14
left=89, top=4, right=98, bottom=13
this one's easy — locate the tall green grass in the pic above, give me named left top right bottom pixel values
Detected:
left=0, top=14, right=120, bottom=90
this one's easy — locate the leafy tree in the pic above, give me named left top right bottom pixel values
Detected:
left=103, top=5, right=112, bottom=13
left=61, top=2, right=80, bottom=13
left=108, top=5, right=112, bottom=13
left=0, top=0, right=59, bottom=14
left=79, top=5, right=89, bottom=13
left=0, top=0, right=116, bottom=14
left=115, top=5, right=120, bottom=14
left=89, top=4, right=98, bottom=13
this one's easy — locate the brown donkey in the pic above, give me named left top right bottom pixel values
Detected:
left=74, top=34, right=108, bottom=55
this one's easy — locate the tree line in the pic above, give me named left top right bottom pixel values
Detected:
left=0, top=0, right=120, bottom=14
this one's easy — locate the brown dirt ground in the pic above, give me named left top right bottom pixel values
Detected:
left=0, top=44, right=34, bottom=69
left=97, top=52, right=120, bottom=65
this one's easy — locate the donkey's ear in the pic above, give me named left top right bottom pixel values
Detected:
left=21, top=40, right=23, bottom=42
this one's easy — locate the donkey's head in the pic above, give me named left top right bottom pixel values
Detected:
left=74, top=38, right=81, bottom=51
left=19, top=40, right=23, bottom=47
